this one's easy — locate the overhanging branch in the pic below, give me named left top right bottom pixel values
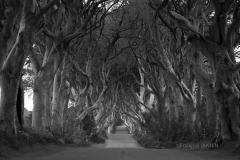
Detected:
left=35, top=0, right=60, bottom=20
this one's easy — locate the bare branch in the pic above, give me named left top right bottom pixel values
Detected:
left=176, top=81, right=192, bottom=103
left=35, top=0, right=60, bottom=20
left=74, top=61, right=88, bottom=78
left=170, top=11, right=199, bottom=35
left=130, top=73, right=154, bottom=94
left=42, top=29, right=59, bottom=41
left=122, top=100, right=142, bottom=120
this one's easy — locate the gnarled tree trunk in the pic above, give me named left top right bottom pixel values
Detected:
left=170, top=0, right=240, bottom=142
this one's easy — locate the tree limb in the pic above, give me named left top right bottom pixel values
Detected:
left=35, top=0, right=60, bottom=20
left=176, top=81, right=192, bottom=103
left=74, top=61, right=88, bottom=78
left=170, top=11, right=199, bottom=35
left=130, top=73, right=154, bottom=94
left=42, top=29, right=59, bottom=41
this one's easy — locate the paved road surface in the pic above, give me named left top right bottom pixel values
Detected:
left=40, top=125, right=204, bottom=160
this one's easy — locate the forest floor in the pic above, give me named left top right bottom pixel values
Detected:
left=1, top=126, right=240, bottom=160
left=0, top=143, right=78, bottom=160
left=1, top=142, right=239, bottom=160
left=177, top=143, right=240, bottom=160
left=1, top=128, right=239, bottom=160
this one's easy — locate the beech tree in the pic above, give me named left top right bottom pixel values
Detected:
left=2, top=0, right=240, bottom=148
left=0, top=0, right=59, bottom=136
left=170, top=0, right=240, bottom=143
left=30, top=0, right=114, bottom=129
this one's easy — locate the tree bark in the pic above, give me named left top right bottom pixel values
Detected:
left=0, top=30, right=26, bottom=136
left=61, top=87, right=70, bottom=133
left=203, top=85, right=216, bottom=128
left=44, top=83, right=52, bottom=129
left=51, top=68, right=62, bottom=130
left=32, top=77, right=52, bottom=129
left=0, top=74, right=20, bottom=135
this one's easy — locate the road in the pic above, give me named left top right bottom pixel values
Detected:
left=40, top=125, right=205, bottom=160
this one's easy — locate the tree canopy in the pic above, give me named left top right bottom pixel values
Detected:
left=1, top=0, right=240, bottom=148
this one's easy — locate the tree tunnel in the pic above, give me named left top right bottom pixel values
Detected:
left=1, top=0, right=240, bottom=148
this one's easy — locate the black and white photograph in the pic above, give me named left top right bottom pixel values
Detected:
left=0, top=0, right=240, bottom=159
